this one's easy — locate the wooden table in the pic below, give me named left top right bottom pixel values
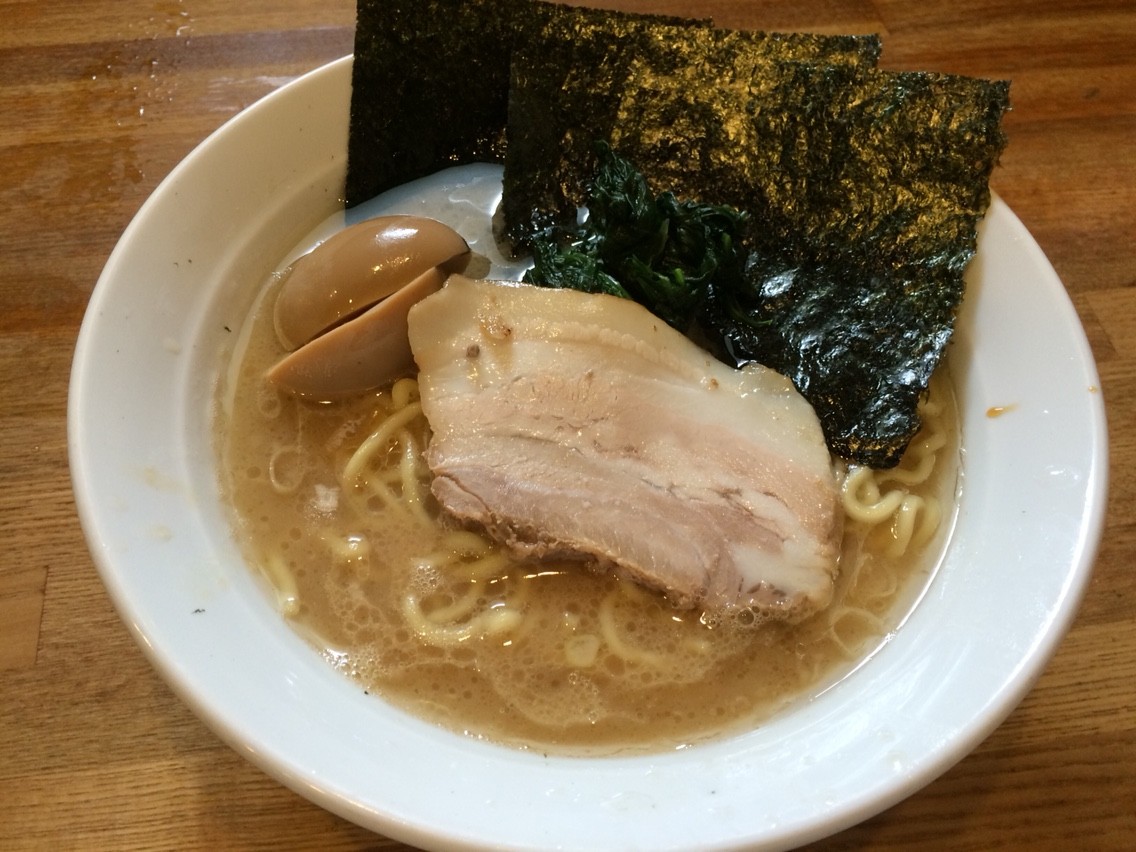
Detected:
left=2, top=0, right=1132, bottom=848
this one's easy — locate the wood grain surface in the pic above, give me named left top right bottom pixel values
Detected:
left=1, top=0, right=1133, bottom=848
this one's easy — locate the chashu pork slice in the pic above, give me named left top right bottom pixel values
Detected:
left=407, top=275, right=843, bottom=618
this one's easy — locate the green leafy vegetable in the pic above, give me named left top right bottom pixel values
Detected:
left=525, top=144, right=749, bottom=331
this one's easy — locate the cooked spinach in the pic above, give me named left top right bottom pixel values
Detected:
left=524, top=144, right=749, bottom=331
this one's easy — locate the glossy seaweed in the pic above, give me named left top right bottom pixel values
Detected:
left=701, top=68, right=1010, bottom=467
left=503, top=22, right=881, bottom=247
left=346, top=0, right=1008, bottom=468
left=345, top=0, right=706, bottom=208
left=511, top=47, right=1008, bottom=467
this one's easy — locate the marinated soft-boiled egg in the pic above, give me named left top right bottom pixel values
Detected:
left=267, top=216, right=470, bottom=399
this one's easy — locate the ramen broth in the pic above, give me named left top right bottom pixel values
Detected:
left=216, top=167, right=960, bottom=755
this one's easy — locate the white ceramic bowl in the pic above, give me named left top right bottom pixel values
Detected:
left=69, top=56, right=1108, bottom=850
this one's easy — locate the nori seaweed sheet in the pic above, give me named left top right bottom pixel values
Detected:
left=345, top=0, right=523, bottom=207
left=345, top=0, right=707, bottom=208
left=346, top=0, right=1008, bottom=468
left=700, top=68, right=1010, bottom=467
left=504, top=30, right=1007, bottom=467
left=503, top=24, right=881, bottom=246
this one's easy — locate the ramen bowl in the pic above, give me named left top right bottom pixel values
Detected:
left=68, top=56, right=1107, bottom=850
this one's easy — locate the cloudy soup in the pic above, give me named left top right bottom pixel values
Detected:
left=215, top=166, right=960, bottom=756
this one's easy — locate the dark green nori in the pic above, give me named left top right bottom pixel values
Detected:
left=506, top=43, right=1007, bottom=467
left=346, top=0, right=1008, bottom=468
left=503, top=25, right=881, bottom=247
left=344, top=0, right=707, bottom=208
left=700, top=68, right=1011, bottom=467
left=709, top=255, right=960, bottom=469
left=345, top=0, right=522, bottom=208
